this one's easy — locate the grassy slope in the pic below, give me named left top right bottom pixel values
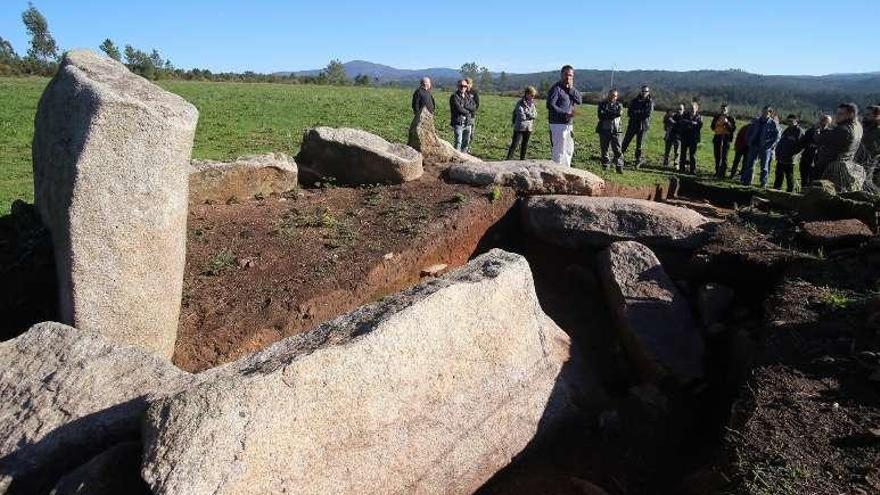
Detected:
left=1, top=77, right=730, bottom=214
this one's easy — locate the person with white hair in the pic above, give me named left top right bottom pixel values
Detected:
left=411, top=77, right=435, bottom=115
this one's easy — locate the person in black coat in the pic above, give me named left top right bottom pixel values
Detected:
left=773, top=114, right=805, bottom=192
left=663, top=104, right=684, bottom=168
left=797, top=114, right=832, bottom=186
left=621, top=85, right=654, bottom=167
left=411, top=77, right=435, bottom=115
left=676, top=102, right=703, bottom=174
left=596, top=89, right=624, bottom=173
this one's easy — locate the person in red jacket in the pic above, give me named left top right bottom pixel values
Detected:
left=728, top=122, right=752, bottom=179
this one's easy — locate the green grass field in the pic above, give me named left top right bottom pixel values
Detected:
left=2, top=77, right=734, bottom=214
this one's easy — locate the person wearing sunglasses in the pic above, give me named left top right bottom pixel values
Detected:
left=621, top=85, right=654, bottom=168
left=449, top=79, right=477, bottom=152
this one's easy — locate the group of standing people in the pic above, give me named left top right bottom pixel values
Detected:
left=659, top=101, right=706, bottom=173
left=411, top=68, right=880, bottom=192
left=728, top=103, right=878, bottom=192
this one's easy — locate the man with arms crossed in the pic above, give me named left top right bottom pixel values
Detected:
left=546, top=65, right=582, bottom=166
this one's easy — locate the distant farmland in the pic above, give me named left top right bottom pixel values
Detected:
left=1, top=78, right=726, bottom=214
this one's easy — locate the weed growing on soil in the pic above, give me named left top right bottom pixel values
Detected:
left=203, top=249, right=236, bottom=276
left=324, top=220, right=358, bottom=249
left=363, top=188, right=383, bottom=207
left=818, top=287, right=854, bottom=310
left=449, top=193, right=468, bottom=205
left=381, top=201, right=429, bottom=234
left=488, top=186, right=503, bottom=203
left=740, top=457, right=812, bottom=495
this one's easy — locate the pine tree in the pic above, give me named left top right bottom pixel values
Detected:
left=98, top=38, right=121, bottom=61
left=21, top=2, right=58, bottom=63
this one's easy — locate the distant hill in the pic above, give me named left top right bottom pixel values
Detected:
left=276, top=60, right=460, bottom=85
left=278, top=60, right=880, bottom=117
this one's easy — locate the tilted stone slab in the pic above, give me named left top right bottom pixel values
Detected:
left=597, top=241, right=704, bottom=382
left=32, top=49, right=198, bottom=357
left=0, top=322, right=191, bottom=494
left=296, top=127, right=423, bottom=184
left=141, top=249, right=579, bottom=495
left=408, top=108, right=481, bottom=165
left=523, top=195, right=713, bottom=249
left=448, top=160, right=606, bottom=196
left=189, top=152, right=298, bottom=204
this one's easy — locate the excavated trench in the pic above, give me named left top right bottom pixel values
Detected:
left=0, top=175, right=779, bottom=495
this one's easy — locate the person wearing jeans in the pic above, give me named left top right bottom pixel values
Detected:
left=449, top=79, right=476, bottom=152
left=507, top=86, right=538, bottom=160
left=741, top=106, right=781, bottom=187
left=546, top=65, right=582, bottom=166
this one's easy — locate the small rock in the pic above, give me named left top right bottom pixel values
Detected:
left=420, top=263, right=448, bottom=277
left=236, top=257, right=256, bottom=268
left=383, top=252, right=394, bottom=261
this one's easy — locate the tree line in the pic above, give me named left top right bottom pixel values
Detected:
left=3, top=3, right=876, bottom=119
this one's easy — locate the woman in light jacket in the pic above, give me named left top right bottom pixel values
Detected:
left=506, top=86, right=538, bottom=160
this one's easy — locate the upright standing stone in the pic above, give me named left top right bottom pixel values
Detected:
left=408, top=107, right=481, bottom=165
left=32, top=50, right=199, bottom=357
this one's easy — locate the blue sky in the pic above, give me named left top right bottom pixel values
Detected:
left=2, top=0, right=878, bottom=75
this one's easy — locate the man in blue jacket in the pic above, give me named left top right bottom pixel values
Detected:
left=740, top=106, right=781, bottom=187
left=546, top=65, right=582, bottom=166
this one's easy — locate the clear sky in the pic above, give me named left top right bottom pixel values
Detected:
left=1, top=0, right=878, bottom=76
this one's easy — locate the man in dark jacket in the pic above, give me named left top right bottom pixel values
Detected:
left=411, top=77, right=435, bottom=115
left=596, top=89, right=624, bottom=173
left=710, top=104, right=736, bottom=178
left=675, top=102, right=703, bottom=174
left=816, top=102, right=864, bottom=191
left=621, top=85, right=654, bottom=168
left=729, top=122, right=751, bottom=179
left=772, top=114, right=805, bottom=192
left=797, top=114, right=832, bottom=186
left=465, top=78, right=480, bottom=152
left=741, top=106, right=781, bottom=187
left=449, top=79, right=477, bottom=152
left=663, top=104, right=684, bottom=168
left=857, top=105, right=880, bottom=188
left=546, top=65, right=583, bottom=166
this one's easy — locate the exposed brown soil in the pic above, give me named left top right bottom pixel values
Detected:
left=721, top=244, right=880, bottom=494
left=174, top=165, right=517, bottom=372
